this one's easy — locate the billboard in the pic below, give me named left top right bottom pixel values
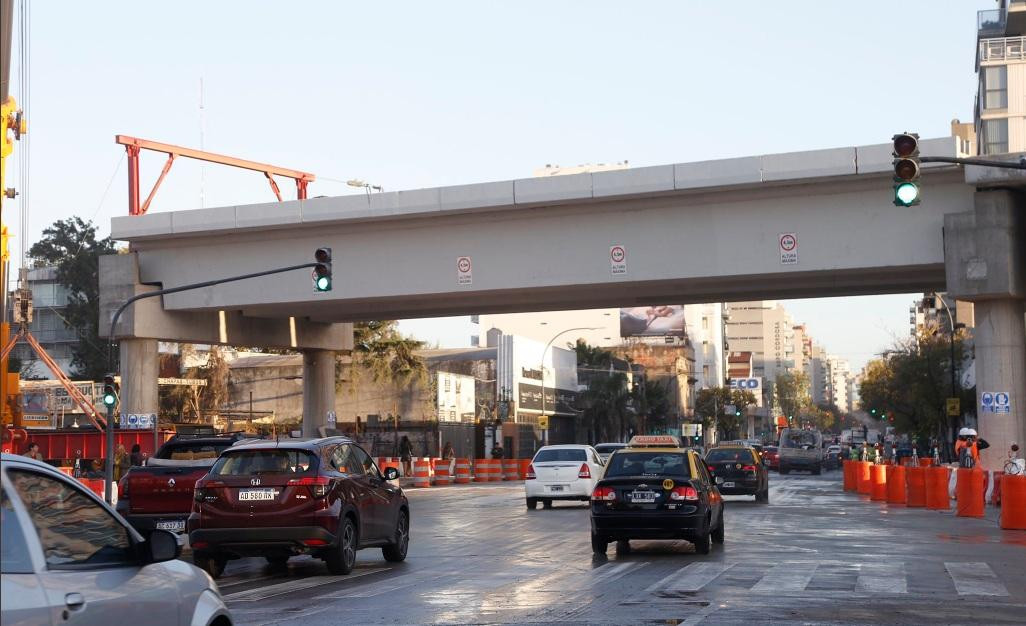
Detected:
left=620, top=305, right=687, bottom=337
left=729, top=376, right=763, bottom=407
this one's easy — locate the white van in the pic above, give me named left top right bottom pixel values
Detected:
left=778, top=428, right=824, bottom=475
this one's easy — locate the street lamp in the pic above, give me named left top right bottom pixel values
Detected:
left=929, top=293, right=966, bottom=456
left=347, top=179, right=383, bottom=194
left=540, top=327, right=599, bottom=445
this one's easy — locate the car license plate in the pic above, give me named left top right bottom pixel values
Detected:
left=239, top=488, right=276, bottom=501
left=722, top=482, right=735, bottom=488
left=549, top=485, right=565, bottom=492
left=156, top=520, right=185, bottom=532
left=630, top=490, right=656, bottom=503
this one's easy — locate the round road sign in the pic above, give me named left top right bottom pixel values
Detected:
left=611, top=246, right=625, bottom=263
left=457, top=257, right=471, bottom=273
left=779, top=234, right=796, bottom=251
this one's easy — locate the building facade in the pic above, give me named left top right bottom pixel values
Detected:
left=11, top=266, right=77, bottom=377
left=975, top=1, right=1026, bottom=154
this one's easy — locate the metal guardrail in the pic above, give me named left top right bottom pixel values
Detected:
left=980, top=36, right=1026, bottom=62
left=979, top=9, right=1007, bottom=37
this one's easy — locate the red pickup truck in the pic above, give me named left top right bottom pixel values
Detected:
left=117, top=434, right=248, bottom=534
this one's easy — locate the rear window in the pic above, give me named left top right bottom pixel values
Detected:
left=533, top=449, right=587, bottom=463
left=706, top=448, right=755, bottom=463
left=781, top=430, right=821, bottom=449
left=594, top=444, right=626, bottom=454
left=604, top=452, right=691, bottom=478
left=210, top=449, right=317, bottom=476
left=158, top=441, right=233, bottom=460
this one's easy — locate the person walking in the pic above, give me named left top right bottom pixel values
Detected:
left=23, top=442, right=43, bottom=461
left=442, top=441, right=456, bottom=477
left=399, top=435, right=414, bottom=477
left=130, top=443, right=144, bottom=467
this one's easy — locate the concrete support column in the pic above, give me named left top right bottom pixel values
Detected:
left=974, top=299, right=1026, bottom=471
left=119, top=339, right=160, bottom=426
left=302, top=350, right=336, bottom=438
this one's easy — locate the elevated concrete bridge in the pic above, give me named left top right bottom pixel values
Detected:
left=99, top=138, right=1025, bottom=470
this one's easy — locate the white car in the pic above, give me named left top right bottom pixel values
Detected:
left=1, top=454, right=232, bottom=626
left=525, top=445, right=604, bottom=509
left=594, top=443, right=627, bottom=464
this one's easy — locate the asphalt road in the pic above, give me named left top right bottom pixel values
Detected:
left=209, top=470, right=1026, bottom=625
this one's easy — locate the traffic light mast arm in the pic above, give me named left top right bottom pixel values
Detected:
left=106, top=262, right=319, bottom=369
left=919, top=155, right=1026, bottom=170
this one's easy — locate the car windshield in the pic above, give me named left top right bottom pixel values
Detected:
left=159, top=441, right=232, bottom=460
left=706, top=448, right=755, bottom=463
left=604, top=452, right=691, bottom=478
left=594, top=444, right=625, bottom=454
left=210, top=449, right=317, bottom=475
left=781, top=431, right=821, bottom=449
left=533, top=449, right=587, bottom=462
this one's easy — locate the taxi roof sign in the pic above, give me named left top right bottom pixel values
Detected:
left=627, top=435, right=682, bottom=448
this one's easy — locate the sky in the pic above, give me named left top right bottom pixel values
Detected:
left=4, top=1, right=988, bottom=373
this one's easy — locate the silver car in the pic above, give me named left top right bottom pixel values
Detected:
left=1, top=453, right=232, bottom=626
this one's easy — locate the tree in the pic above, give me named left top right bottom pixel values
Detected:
left=636, top=378, right=673, bottom=432
left=575, top=341, right=633, bottom=442
left=28, top=217, right=116, bottom=380
left=159, top=345, right=230, bottom=424
left=695, top=386, right=757, bottom=441
left=774, top=370, right=812, bottom=423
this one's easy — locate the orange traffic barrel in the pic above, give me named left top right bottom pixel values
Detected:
left=519, top=459, right=532, bottom=480
left=412, top=459, right=432, bottom=488
left=887, top=465, right=907, bottom=504
left=925, top=466, right=950, bottom=510
left=432, top=459, right=453, bottom=486
left=474, top=459, right=496, bottom=482
left=1000, top=474, right=1026, bottom=530
left=918, top=458, right=934, bottom=467
left=502, top=459, right=520, bottom=481
left=955, top=468, right=985, bottom=518
left=906, top=466, right=927, bottom=507
left=870, top=464, right=887, bottom=501
left=856, top=462, right=872, bottom=495
left=842, top=460, right=856, bottom=492
left=454, top=458, right=472, bottom=484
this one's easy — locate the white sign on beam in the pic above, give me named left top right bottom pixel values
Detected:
left=158, top=378, right=208, bottom=386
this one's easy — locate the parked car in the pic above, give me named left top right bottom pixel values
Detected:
left=188, top=436, right=408, bottom=578
left=1, top=453, right=232, bottom=626
left=761, top=445, right=780, bottom=470
left=594, top=442, right=627, bottom=463
left=525, top=445, right=604, bottom=509
left=117, top=433, right=249, bottom=535
left=778, top=428, right=825, bottom=474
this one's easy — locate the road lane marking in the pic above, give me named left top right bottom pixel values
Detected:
left=224, top=568, right=389, bottom=602
left=944, top=562, right=1009, bottom=596
left=857, top=562, right=907, bottom=594
left=751, top=561, right=819, bottom=593
left=318, top=569, right=438, bottom=598
left=577, top=561, right=648, bottom=588
left=645, top=561, right=737, bottom=594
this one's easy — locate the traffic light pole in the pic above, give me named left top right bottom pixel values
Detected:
left=919, top=155, right=1026, bottom=169
left=105, top=402, right=115, bottom=503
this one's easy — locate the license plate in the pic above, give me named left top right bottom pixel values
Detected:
left=239, top=488, right=276, bottom=501
left=722, top=482, right=735, bottom=488
left=156, top=520, right=185, bottom=532
left=630, top=490, right=656, bottom=503
left=549, top=485, right=564, bottom=492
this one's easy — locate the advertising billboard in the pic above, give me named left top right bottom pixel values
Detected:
left=620, top=305, right=687, bottom=337
left=729, top=376, right=764, bottom=407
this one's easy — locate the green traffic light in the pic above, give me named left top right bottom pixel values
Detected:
left=894, top=182, right=920, bottom=206
left=315, top=275, right=331, bottom=291
left=870, top=408, right=876, bottom=415
left=102, top=393, right=116, bottom=407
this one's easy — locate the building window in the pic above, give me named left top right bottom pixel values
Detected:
left=701, top=317, right=709, bottom=330
left=982, top=119, right=1008, bottom=155
left=702, top=365, right=709, bottom=379
left=983, top=66, right=1008, bottom=109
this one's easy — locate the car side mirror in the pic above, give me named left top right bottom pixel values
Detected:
left=383, top=467, right=400, bottom=481
left=144, top=529, right=180, bottom=564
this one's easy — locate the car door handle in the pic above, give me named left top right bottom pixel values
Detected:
left=65, top=593, right=85, bottom=610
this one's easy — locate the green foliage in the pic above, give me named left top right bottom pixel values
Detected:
left=695, top=386, right=757, bottom=440
left=28, top=217, right=116, bottom=380
left=159, top=345, right=230, bottom=422
left=774, top=370, right=812, bottom=421
left=575, top=340, right=633, bottom=441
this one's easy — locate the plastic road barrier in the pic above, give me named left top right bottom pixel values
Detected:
left=454, top=458, right=472, bottom=484
left=412, top=459, right=432, bottom=488
left=955, top=468, right=985, bottom=518
left=502, top=459, right=520, bottom=481
left=906, top=466, right=927, bottom=507
left=843, top=460, right=856, bottom=492
left=1000, top=475, right=1026, bottom=530
left=887, top=465, right=907, bottom=504
left=918, top=458, right=934, bottom=467
left=475, top=459, right=500, bottom=482
left=925, top=466, right=950, bottom=510
left=432, top=459, right=453, bottom=486
left=519, top=459, right=532, bottom=480
left=856, top=462, right=872, bottom=495
left=870, top=464, right=888, bottom=501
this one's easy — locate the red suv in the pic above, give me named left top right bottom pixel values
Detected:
left=187, top=436, right=408, bottom=578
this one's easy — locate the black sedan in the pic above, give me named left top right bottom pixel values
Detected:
left=705, top=445, right=769, bottom=502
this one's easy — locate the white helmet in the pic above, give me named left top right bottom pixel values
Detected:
left=958, top=427, right=972, bottom=437
left=966, top=428, right=978, bottom=437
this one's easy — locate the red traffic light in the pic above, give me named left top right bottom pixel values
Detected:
left=892, top=133, right=919, bottom=158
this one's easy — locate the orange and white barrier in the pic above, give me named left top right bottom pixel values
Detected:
left=502, top=459, right=520, bottom=481
left=454, top=458, right=472, bottom=483
left=432, top=459, right=453, bottom=486
left=412, top=459, right=432, bottom=488
left=1000, top=474, right=1026, bottom=530
left=519, top=459, right=532, bottom=480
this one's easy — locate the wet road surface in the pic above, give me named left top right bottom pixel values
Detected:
left=210, top=471, right=1026, bottom=625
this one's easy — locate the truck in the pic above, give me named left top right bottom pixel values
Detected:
left=116, top=433, right=248, bottom=534
left=778, top=428, right=824, bottom=475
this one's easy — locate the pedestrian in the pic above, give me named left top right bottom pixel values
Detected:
left=491, top=443, right=504, bottom=460
left=113, top=444, right=129, bottom=483
left=442, top=441, right=456, bottom=477
left=130, top=443, right=144, bottom=467
left=955, top=427, right=990, bottom=468
left=399, top=435, right=413, bottom=477
left=23, top=442, right=43, bottom=461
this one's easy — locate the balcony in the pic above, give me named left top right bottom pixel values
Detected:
left=979, top=35, right=1026, bottom=65
left=979, top=9, right=1007, bottom=37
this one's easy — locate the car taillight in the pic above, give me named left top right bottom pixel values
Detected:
left=669, top=486, right=699, bottom=501
left=526, top=464, right=536, bottom=480
left=194, top=480, right=223, bottom=502
left=288, top=476, right=331, bottom=497
left=578, top=463, right=591, bottom=479
left=742, top=465, right=757, bottom=472
left=591, top=486, right=616, bottom=501
left=707, top=466, right=715, bottom=473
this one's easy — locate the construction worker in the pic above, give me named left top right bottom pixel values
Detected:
left=955, top=427, right=990, bottom=468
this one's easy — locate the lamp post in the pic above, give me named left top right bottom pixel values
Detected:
left=347, top=179, right=383, bottom=194
left=930, top=293, right=966, bottom=459
left=540, top=327, right=599, bottom=446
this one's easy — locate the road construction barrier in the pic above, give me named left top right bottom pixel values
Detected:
left=502, top=459, right=520, bottom=481
left=955, top=468, right=985, bottom=518
left=454, top=458, right=472, bottom=484
left=1000, top=474, right=1026, bottom=530
left=842, top=460, right=856, bottom=492
left=925, top=466, right=950, bottom=510
left=870, top=464, right=888, bottom=501
left=906, top=466, right=927, bottom=507
left=519, top=459, right=532, bottom=479
left=887, top=465, right=906, bottom=504
left=432, top=459, right=453, bottom=486
left=989, top=472, right=1003, bottom=506
left=475, top=459, right=500, bottom=482
left=412, top=459, right=432, bottom=488
left=918, top=458, right=935, bottom=467
left=856, top=462, right=872, bottom=495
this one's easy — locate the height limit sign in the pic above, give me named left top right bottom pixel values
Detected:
left=610, top=245, right=627, bottom=275
left=456, top=256, right=472, bottom=285
left=779, top=233, right=798, bottom=265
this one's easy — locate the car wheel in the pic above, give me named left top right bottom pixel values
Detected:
left=526, top=497, right=538, bottom=510
left=615, top=539, right=631, bottom=555
left=711, top=512, right=725, bottom=544
left=543, top=499, right=553, bottom=509
left=265, top=555, right=289, bottom=569
left=382, top=510, right=409, bottom=563
left=591, top=533, right=608, bottom=555
left=693, top=524, right=711, bottom=555
left=325, top=517, right=357, bottom=575
left=194, top=551, right=227, bottom=579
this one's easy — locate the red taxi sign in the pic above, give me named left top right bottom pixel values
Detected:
left=627, top=435, right=682, bottom=448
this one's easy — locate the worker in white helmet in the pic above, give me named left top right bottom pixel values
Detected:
left=955, top=427, right=990, bottom=468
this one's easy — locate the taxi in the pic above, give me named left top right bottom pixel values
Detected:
left=590, top=435, right=724, bottom=556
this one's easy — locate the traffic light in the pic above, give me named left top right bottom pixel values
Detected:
left=102, top=374, right=118, bottom=407
left=870, top=408, right=877, bottom=416
left=735, top=407, right=742, bottom=417
left=892, top=132, right=921, bottom=207
left=313, top=247, right=332, bottom=291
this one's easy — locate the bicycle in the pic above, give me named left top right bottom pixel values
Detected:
left=1003, top=443, right=1024, bottom=476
